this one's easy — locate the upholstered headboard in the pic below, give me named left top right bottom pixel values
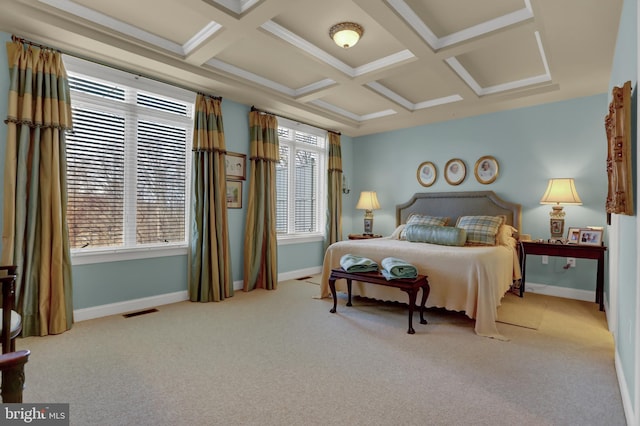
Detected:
left=396, top=191, right=522, bottom=231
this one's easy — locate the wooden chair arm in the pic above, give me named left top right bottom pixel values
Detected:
left=0, top=266, right=17, bottom=275
left=0, top=350, right=30, bottom=368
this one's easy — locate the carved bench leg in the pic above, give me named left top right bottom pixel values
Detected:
left=404, top=289, right=418, bottom=334
left=329, top=278, right=337, bottom=313
left=420, top=283, right=430, bottom=325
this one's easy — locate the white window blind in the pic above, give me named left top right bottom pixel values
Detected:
left=275, top=119, right=326, bottom=239
left=64, top=56, right=194, bottom=259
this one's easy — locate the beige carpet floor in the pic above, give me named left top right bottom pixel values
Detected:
left=15, top=278, right=624, bottom=426
left=497, top=292, right=547, bottom=329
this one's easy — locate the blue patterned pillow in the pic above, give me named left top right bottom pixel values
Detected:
left=456, top=215, right=503, bottom=246
left=400, top=214, right=449, bottom=239
left=404, top=224, right=467, bottom=246
left=406, top=214, right=449, bottom=226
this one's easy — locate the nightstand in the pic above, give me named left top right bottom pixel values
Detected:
left=348, top=234, right=382, bottom=240
left=520, top=241, right=607, bottom=311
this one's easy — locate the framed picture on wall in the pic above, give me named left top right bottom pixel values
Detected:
left=444, top=158, right=466, bottom=185
left=417, top=161, right=437, bottom=187
left=226, top=152, right=246, bottom=180
left=474, top=155, right=499, bottom=184
left=226, top=180, right=242, bottom=209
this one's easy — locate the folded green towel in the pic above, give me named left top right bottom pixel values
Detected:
left=340, top=254, right=379, bottom=273
left=381, top=257, right=418, bottom=280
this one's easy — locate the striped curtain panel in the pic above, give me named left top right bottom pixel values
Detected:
left=188, top=95, right=233, bottom=302
left=325, top=131, right=343, bottom=248
left=1, top=39, right=74, bottom=336
left=243, top=110, right=279, bottom=291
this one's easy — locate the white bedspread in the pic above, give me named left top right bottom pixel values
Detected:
left=319, top=237, right=519, bottom=340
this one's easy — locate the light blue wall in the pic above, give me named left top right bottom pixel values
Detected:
left=218, top=100, right=250, bottom=284
left=348, top=95, right=608, bottom=290
left=609, top=0, right=637, bottom=413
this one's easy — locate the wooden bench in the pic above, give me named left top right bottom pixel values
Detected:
left=328, top=268, right=430, bottom=334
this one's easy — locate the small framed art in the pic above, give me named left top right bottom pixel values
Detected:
left=578, top=229, right=603, bottom=246
left=364, top=218, right=373, bottom=234
left=566, top=227, right=582, bottom=244
left=550, top=218, right=564, bottom=238
left=474, top=155, right=499, bottom=184
left=444, top=158, right=466, bottom=185
left=226, top=152, right=246, bottom=180
left=417, top=161, right=437, bottom=187
left=226, top=180, right=242, bottom=209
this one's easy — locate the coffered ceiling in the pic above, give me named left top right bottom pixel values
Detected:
left=0, top=0, right=623, bottom=137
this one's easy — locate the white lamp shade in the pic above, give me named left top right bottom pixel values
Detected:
left=540, top=178, right=583, bottom=205
left=356, top=191, right=381, bottom=210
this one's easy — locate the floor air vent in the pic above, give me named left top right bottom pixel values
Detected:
left=123, top=308, right=158, bottom=318
left=296, top=276, right=312, bottom=280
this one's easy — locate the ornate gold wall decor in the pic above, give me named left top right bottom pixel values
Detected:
left=605, top=81, right=633, bottom=218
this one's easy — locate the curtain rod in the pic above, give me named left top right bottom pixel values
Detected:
left=12, top=35, right=60, bottom=53
left=251, top=106, right=341, bottom=135
left=11, top=34, right=222, bottom=101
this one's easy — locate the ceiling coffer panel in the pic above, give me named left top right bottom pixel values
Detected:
left=454, top=31, right=546, bottom=88
left=215, top=36, right=330, bottom=91
left=319, top=87, right=396, bottom=117
left=73, top=0, right=211, bottom=44
left=375, top=62, right=457, bottom=105
left=405, top=0, right=525, bottom=37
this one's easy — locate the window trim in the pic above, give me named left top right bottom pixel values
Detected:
left=64, top=55, right=194, bottom=265
left=275, top=117, right=327, bottom=243
left=71, top=245, right=188, bottom=265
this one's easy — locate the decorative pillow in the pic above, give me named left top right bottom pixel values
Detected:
left=496, top=224, right=518, bottom=247
left=406, top=214, right=449, bottom=226
left=404, top=224, right=466, bottom=246
left=400, top=214, right=449, bottom=240
left=456, top=215, right=503, bottom=246
left=390, top=225, right=405, bottom=240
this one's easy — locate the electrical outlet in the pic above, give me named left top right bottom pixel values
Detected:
left=542, top=255, right=548, bottom=265
left=566, top=258, right=576, bottom=268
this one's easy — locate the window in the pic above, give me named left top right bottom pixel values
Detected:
left=275, top=118, right=327, bottom=241
left=63, top=56, right=194, bottom=263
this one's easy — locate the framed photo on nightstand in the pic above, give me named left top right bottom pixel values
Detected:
left=567, top=227, right=581, bottom=244
left=578, top=229, right=603, bottom=246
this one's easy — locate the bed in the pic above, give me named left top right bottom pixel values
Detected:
left=319, top=191, right=522, bottom=340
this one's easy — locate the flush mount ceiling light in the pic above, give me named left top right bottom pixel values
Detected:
left=329, top=22, right=364, bottom=48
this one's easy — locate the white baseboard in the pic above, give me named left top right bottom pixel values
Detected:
left=615, top=348, right=636, bottom=426
left=524, top=281, right=595, bottom=302
left=278, top=266, right=322, bottom=282
left=75, top=266, right=323, bottom=322
left=74, top=291, right=189, bottom=322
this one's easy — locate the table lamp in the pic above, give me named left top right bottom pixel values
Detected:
left=356, top=191, right=380, bottom=235
left=540, top=178, right=582, bottom=241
